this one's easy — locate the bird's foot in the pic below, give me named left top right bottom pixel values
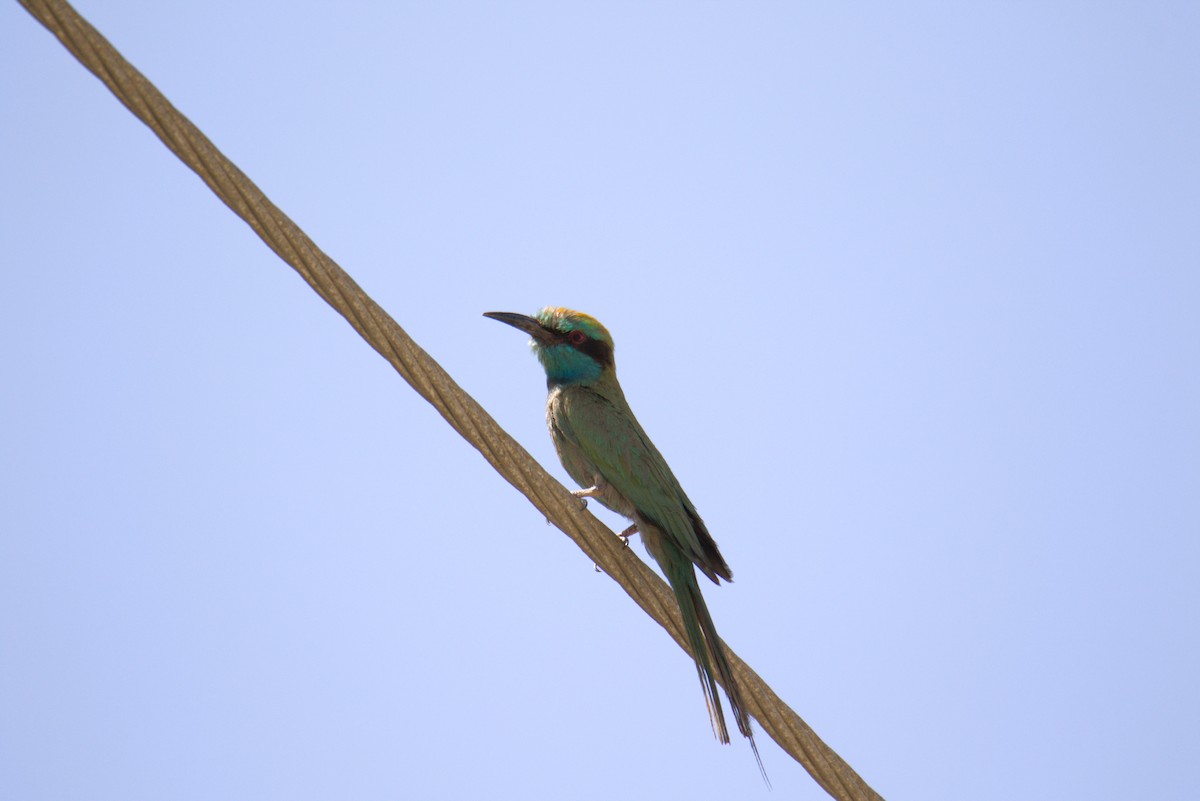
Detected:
left=572, top=486, right=601, bottom=511
left=594, top=524, right=638, bottom=572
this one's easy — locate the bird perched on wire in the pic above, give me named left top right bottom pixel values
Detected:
left=484, top=306, right=762, bottom=771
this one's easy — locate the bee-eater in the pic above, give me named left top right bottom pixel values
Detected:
left=484, top=307, right=761, bottom=764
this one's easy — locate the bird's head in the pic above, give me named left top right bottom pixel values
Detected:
left=484, top=307, right=615, bottom=387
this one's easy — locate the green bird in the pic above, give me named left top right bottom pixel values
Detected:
left=484, top=306, right=762, bottom=766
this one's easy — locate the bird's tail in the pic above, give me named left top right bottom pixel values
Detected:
left=663, top=552, right=767, bottom=781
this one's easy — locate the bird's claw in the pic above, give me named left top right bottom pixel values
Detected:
left=572, top=487, right=599, bottom=512
left=595, top=524, right=638, bottom=572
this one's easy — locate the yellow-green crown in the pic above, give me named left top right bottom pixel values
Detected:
left=535, top=307, right=614, bottom=350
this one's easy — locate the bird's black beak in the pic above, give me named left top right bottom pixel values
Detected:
left=483, top=311, right=556, bottom=344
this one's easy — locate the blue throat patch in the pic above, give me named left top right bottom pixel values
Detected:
left=536, top=343, right=603, bottom=386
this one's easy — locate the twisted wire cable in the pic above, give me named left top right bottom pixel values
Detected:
left=17, top=2, right=884, bottom=798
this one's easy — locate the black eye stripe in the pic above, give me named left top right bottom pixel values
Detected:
left=562, top=332, right=613, bottom=367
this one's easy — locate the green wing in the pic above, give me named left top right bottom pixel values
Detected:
left=559, top=386, right=731, bottom=583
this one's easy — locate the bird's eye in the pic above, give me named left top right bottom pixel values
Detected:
left=568, top=330, right=587, bottom=345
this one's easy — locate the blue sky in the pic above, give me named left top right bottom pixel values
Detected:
left=2, top=3, right=1198, bottom=799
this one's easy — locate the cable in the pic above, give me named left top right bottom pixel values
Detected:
left=17, top=2, right=885, bottom=798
